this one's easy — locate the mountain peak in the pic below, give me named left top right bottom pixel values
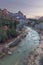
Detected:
left=18, top=11, right=23, bottom=15
left=0, top=9, right=26, bottom=20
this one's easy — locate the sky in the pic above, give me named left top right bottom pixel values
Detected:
left=0, top=0, right=43, bottom=18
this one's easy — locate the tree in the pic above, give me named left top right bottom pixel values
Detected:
left=9, top=27, right=17, bottom=37
left=7, top=27, right=17, bottom=38
left=0, top=30, right=8, bottom=43
left=14, top=20, right=19, bottom=29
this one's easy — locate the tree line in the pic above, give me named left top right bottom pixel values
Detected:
left=0, top=18, right=19, bottom=43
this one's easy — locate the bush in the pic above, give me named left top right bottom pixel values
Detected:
left=7, top=27, right=17, bottom=38
left=9, top=27, right=17, bottom=37
left=0, top=18, right=19, bottom=43
left=0, top=30, right=8, bottom=43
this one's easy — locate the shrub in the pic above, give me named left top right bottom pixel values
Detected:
left=0, top=29, right=8, bottom=43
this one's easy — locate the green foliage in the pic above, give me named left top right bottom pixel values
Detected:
left=7, top=29, right=11, bottom=38
left=0, top=18, right=19, bottom=43
left=0, top=18, right=19, bottom=28
left=7, top=27, right=17, bottom=38
left=14, top=20, right=19, bottom=29
left=10, top=27, right=17, bottom=37
left=0, top=29, right=8, bottom=42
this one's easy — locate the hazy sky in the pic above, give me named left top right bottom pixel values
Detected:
left=0, top=0, right=43, bottom=18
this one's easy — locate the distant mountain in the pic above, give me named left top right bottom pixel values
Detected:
left=38, top=16, right=43, bottom=21
left=0, top=9, right=26, bottom=21
left=14, top=11, right=26, bottom=20
left=0, top=9, right=11, bottom=19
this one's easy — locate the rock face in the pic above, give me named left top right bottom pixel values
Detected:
left=2, top=9, right=9, bottom=15
left=14, top=11, right=26, bottom=20
left=0, top=9, right=9, bottom=18
left=0, top=9, right=28, bottom=24
left=0, top=9, right=26, bottom=20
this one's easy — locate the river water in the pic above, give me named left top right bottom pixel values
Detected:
left=0, top=27, right=40, bottom=65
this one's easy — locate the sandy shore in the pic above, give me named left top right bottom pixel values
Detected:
left=26, top=33, right=43, bottom=65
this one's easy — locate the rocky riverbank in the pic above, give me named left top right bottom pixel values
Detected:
left=0, top=28, right=28, bottom=58
left=25, top=33, right=43, bottom=65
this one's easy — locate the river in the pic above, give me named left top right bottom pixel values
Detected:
left=0, top=27, right=40, bottom=65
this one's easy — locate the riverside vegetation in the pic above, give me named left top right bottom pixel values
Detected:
left=0, top=18, right=19, bottom=44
